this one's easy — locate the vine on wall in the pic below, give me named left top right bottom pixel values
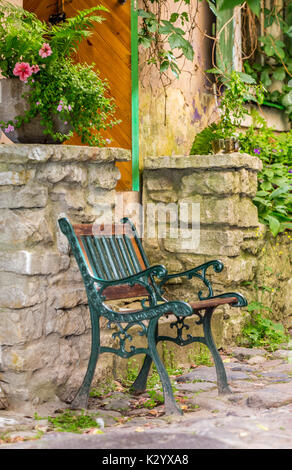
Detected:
left=138, top=1, right=292, bottom=122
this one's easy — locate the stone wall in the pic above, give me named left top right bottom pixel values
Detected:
left=1, top=146, right=291, bottom=410
left=142, top=153, right=292, bottom=347
left=0, top=144, right=130, bottom=409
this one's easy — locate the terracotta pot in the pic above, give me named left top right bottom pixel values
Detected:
left=0, top=78, right=71, bottom=144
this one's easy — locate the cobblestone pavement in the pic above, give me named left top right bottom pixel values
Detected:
left=1, top=346, right=292, bottom=449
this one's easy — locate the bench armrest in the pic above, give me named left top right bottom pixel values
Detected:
left=158, top=260, right=224, bottom=300
left=90, top=264, right=168, bottom=288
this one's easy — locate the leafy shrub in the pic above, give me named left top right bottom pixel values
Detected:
left=241, top=301, right=289, bottom=351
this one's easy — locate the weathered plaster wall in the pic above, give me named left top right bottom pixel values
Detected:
left=0, top=144, right=130, bottom=410
left=138, top=0, right=218, bottom=165
left=143, top=154, right=292, bottom=347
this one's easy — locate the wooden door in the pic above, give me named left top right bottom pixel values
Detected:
left=23, top=0, right=133, bottom=191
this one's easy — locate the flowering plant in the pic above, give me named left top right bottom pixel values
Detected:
left=0, top=1, right=118, bottom=145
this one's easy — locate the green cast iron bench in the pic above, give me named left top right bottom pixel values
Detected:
left=58, top=217, right=247, bottom=415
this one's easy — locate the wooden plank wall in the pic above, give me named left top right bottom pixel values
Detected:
left=23, top=0, right=132, bottom=190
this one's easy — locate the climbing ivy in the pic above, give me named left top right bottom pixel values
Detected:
left=243, top=1, right=292, bottom=122
left=138, top=0, right=195, bottom=78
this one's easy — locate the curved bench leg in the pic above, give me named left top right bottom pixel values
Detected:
left=70, top=309, right=100, bottom=409
left=131, top=324, right=157, bottom=394
left=203, top=307, right=232, bottom=395
left=131, top=355, right=153, bottom=394
left=147, top=319, right=182, bottom=416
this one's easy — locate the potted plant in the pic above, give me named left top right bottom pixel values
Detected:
left=0, top=1, right=118, bottom=145
left=190, top=71, right=265, bottom=155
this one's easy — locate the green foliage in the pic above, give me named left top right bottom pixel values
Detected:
left=190, top=123, right=219, bottom=155
left=243, top=2, right=292, bottom=121
left=188, top=344, right=213, bottom=367
left=191, top=99, right=292, bottom=237
left=143, top=389, right=164, bottom=409
left=89, top=379, right=117, bottom=398
left=0, top=1, right=117, bottom=145
left=138, top=0, right=194, bottom=78
left=238, top=111, right=292, bottom=165
left=253, top=164, right=292, bottom=236
left=218, top=0, right=261, bottom=16
left=241, top=303, right=289, bottom=351
left=238, top=111, right=292, bottom=236
left=213, top=70, right=264, bottom=138
left=46, top=410, right=103, bottom=434
left=240, top=261, right=289, bottom=351
left=190, top=71, right=264, bottom=153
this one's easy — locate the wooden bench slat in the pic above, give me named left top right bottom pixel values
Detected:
left=116, top=296, right=238, bottom=314
left=190, top=296, right=238, bottom=311
left=100, top=284, right=149, bottom=300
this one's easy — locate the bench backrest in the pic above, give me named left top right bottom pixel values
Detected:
left=59, top=217, right=153, bottom=301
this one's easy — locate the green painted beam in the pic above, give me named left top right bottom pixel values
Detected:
left=216, top=0, right=235, bottom=73
left=131, top=0, right=139, bottom=191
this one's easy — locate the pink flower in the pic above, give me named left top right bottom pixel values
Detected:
left=13, top=62, right=32, bottom=81
left=31, top=64, right=40, bottom=74
left=57, top=104, right=63, bottom=112
left=39, top=43, right=52, bottom=58
left=68, top=104, right=72, bottom=111
left=4, top=124, right=14, bottom=133
left=36, top=101, right=40, bottom=106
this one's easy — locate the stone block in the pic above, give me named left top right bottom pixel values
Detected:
left=0, top=208, right=54, bottom=249
left=144, top=153, right=263, bottom=171
left=53, top=306, right=88, bottom=337
left=0, top=184, right=48, bottom=209
left=0, top=144, right=131, bottom=164
left=212, top=255, right=257, bottom=286
left=36, top=162, right=87, bottom=186
left=147, top=190, right=178, bottom=203
left=0, top=304, right=45, bottom=345
left=0, top=165, right=35, bottom=186
left=88, top=164, right=121, bottom=189
left=179, top=195, right=258, bottom=227
left=145, top=172, right=175, bottom=191
left=47, top=287, right=87, bottom=310
left=163, top=228, right=243, bottom=256
left=0, top=250, right=69, bottom=275
left=181, top=169, right=258, bottom=197
left=50, top=185, right=86, bottom=211
left=86, top=188, right=116, bottom=209
left=0, top=272, right=46, bottom=309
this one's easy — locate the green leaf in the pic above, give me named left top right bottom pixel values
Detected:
left=260, top=181, right=273, bottom=191
left=218, top=0, right=243, bottom=11
left=206, top=68, right=224, bottom=75
left=265, top=215, right=281, bottom=237
left=282, top=91, right=292, bottom=107
left=160, top=60, right=169, bottom=72
left=272, top=68, right=286, bottom=81
left=264, top=44, right=275, bottom=57
left=168, top=33, right=185, bottom=49
left=170, top=13, right=179, bottom=23
left=182, top=43, right=194, bottom=61
left=260, top=70, right=272, bottom=87
left=237, top=72, right=256, bottom=84
left=269, top=184, right=290, bottom=199
left=256, top=190, right=269, bottom=197
left=138, top=36, right=152, bottom=48
left=247, top=0, right=261, bottom=16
